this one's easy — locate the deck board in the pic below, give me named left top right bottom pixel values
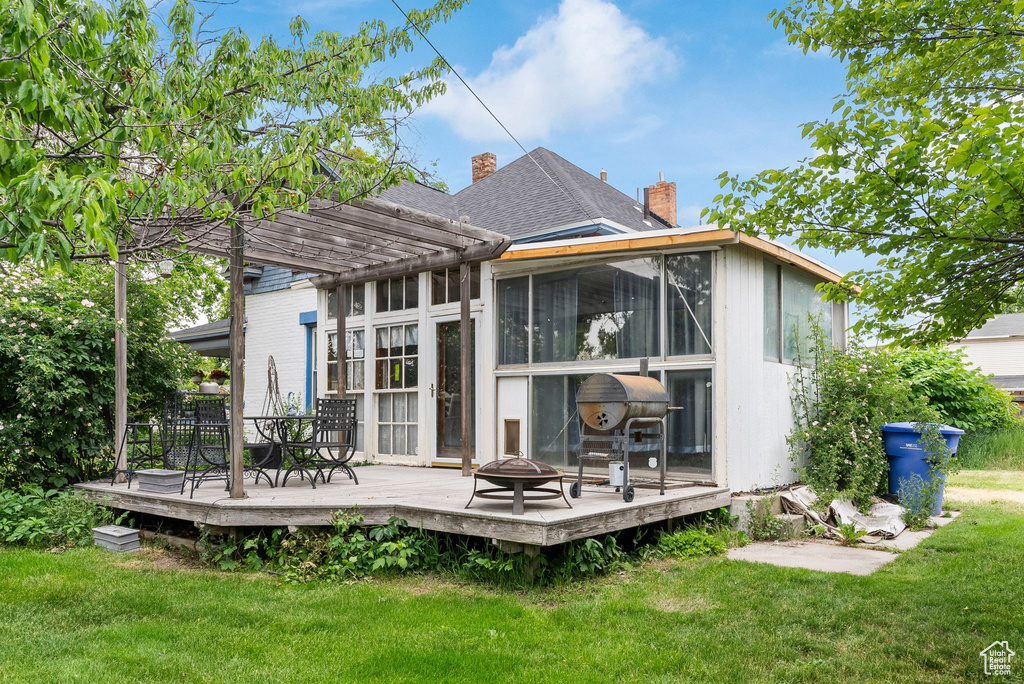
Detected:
left=75, top=465, right=730, bottom=547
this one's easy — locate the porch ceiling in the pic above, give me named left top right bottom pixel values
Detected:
left=151, top=194, right=512, bottom=284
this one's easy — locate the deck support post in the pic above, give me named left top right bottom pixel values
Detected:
left=460, top=262, right=472, bottom=476
left=113, top=251, right=128, bottom=483
left=228, top=221, right=246, bottom=499
left=336, top=284, right=346, bottom=399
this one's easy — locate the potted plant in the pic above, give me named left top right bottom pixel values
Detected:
left=190, top=370, right=204, bottom=385
left=209, top=369, right=230, bottom=386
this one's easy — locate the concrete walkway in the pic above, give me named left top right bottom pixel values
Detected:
left=727, top=513, right=960, bottom=575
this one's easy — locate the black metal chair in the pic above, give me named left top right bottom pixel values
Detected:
left=282, top=398, right=358, bottom=488
left=109, top=417, right=162, bottom=487
left=180, top=397, right=230, bottom=498
left=160, top=392, right=197, bottom=470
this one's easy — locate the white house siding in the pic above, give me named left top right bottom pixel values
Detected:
left=243, top=281, right=317, bottom=419
left=719, top=245, right=798, bottom=492
left=951, top=338, right=1024, bottom=377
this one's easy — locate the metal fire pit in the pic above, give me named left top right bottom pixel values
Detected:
left=465, top=456, right=572, bottom=515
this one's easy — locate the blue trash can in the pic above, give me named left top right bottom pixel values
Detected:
left=880, top=422, right=964, bottom=515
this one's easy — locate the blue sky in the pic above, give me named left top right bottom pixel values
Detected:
left=230, top=0, right=862, bottom=273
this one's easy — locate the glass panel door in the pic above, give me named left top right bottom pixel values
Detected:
left=436, top=321, right=476, bottom=459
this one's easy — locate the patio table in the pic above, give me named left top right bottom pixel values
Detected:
left=244, top=415, right=321, bottom=487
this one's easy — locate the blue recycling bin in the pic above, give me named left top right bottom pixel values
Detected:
left=880, top=422, right=964, bottom=515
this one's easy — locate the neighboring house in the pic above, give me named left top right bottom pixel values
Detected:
left=172, top=147, right=847, bottom=492
left=949, top=312, right=1024, bottom=405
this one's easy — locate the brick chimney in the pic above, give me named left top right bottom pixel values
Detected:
left=472, top=152, right=497, bottom=183
left=646, top=172, right=677, bottom=226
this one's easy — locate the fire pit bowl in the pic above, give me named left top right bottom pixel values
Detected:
left=466, top=457, right=572, bottom=515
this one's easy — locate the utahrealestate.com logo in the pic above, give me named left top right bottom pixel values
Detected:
left=981, top=641, right=1015, bottom=676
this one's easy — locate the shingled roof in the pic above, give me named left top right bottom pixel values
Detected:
left=377, top=147, right=672, bottom=240
left=965, top=313, right=1024, bottom=339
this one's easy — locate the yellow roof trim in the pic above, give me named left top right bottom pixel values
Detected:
left=498, top=230, right=740, bottom=262
left=498, top=229, right=849, bottom=286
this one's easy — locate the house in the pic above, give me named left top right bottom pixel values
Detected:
left=173, top=148, right=848, bottom=492
left=949, top=312, right=1024, bottom=406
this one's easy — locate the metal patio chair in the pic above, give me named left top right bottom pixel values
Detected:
left=281, top=398, right=358, bottom=488
left=180, top=397, right=230, bottom=498
left=109, top=416, right=162, bottom=487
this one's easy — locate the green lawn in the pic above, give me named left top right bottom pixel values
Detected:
left=2, top=503, right=1023, bottom=683
left=949, top=469, right=1024, bottom=491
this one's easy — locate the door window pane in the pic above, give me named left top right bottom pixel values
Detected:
left=666, top=253, right=713, bottom=355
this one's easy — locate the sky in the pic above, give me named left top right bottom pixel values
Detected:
left=227, top=0, right=864, bottom=274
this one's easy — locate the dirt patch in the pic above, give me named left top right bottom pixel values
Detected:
left=115, top=546, right=196, bottom=571
left=946, top=487, right=1024, bottom=506
left=399, top=576, right=460, bottom=597
left=652, top=595, right=717, bottom=613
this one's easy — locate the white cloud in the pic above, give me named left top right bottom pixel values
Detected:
left=421, top=0, right=676, bottom=142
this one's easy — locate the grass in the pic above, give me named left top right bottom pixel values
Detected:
left=2, top=502, right=1023, bottom=683
left=948, top=469, right=1024, bottom=491
left=955, top=426, right=1024, bottom=470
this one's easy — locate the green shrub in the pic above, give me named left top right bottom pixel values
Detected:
left=0, top=262, right=220, bottom=488
left=657, top=529, right=727, bottom=559
left=197, top=513, right=631, bottom=587
left=897, top=473, right=936, bottom=531
left=889, top=346, right=1020, bottom=431
left=790, top=324, right=940, bottom=508
left=0, top=487, right=120, bottom=547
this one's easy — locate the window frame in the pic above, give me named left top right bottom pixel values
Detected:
left=493, top=250, right=717, bottom=369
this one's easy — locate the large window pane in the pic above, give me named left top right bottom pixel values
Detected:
left=782, top=269, right=832, bottom=361
left=497, top=276, right=529, bottom=365
left=530, top=375, right=584, bottom=468
left=532, top=258, right=660, bottom=363
left=665, top=369, right=713, bottom=477
left=666, top=253, right=713, bottom=355
left=764, top=263, right=780, bottom=359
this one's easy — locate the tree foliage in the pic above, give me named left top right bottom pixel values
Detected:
left=0, top=0, right=465, bottom=269
left=889, top=345, right=1021, bottom=431
left=0, top=260, right=216, bottom=488
left=706, top=0, right=1024, bottom=343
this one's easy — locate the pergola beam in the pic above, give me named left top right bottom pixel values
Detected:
left=115, top=190, right=511, bottom=500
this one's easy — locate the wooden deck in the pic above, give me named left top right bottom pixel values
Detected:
left=75, top=465, right=731, bottom=547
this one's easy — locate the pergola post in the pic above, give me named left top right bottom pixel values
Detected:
left=228, top=221, right=246, bottom=499
left=460, top=262, right=472, bottom=476
left=113, top=251, right=128, bottom=483
left=336, top=284, right=346, bottom=399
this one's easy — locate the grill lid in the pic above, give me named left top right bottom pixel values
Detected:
left=477, top=457, right=560, bottom=479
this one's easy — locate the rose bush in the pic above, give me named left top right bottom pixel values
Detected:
left=0, top=260, right=220, bottom=488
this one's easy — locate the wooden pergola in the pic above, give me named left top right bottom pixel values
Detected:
left=113, top=195, right=512, bottom=497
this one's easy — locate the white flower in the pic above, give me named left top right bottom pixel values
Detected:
left=81, top=299, right=94, bottom=308
left=20, top=296, right=27, bottom=302
left=77, top=23, right=85, bottom=34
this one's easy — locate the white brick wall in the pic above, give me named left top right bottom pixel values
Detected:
left=243, top=282, right=317, bottom=417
